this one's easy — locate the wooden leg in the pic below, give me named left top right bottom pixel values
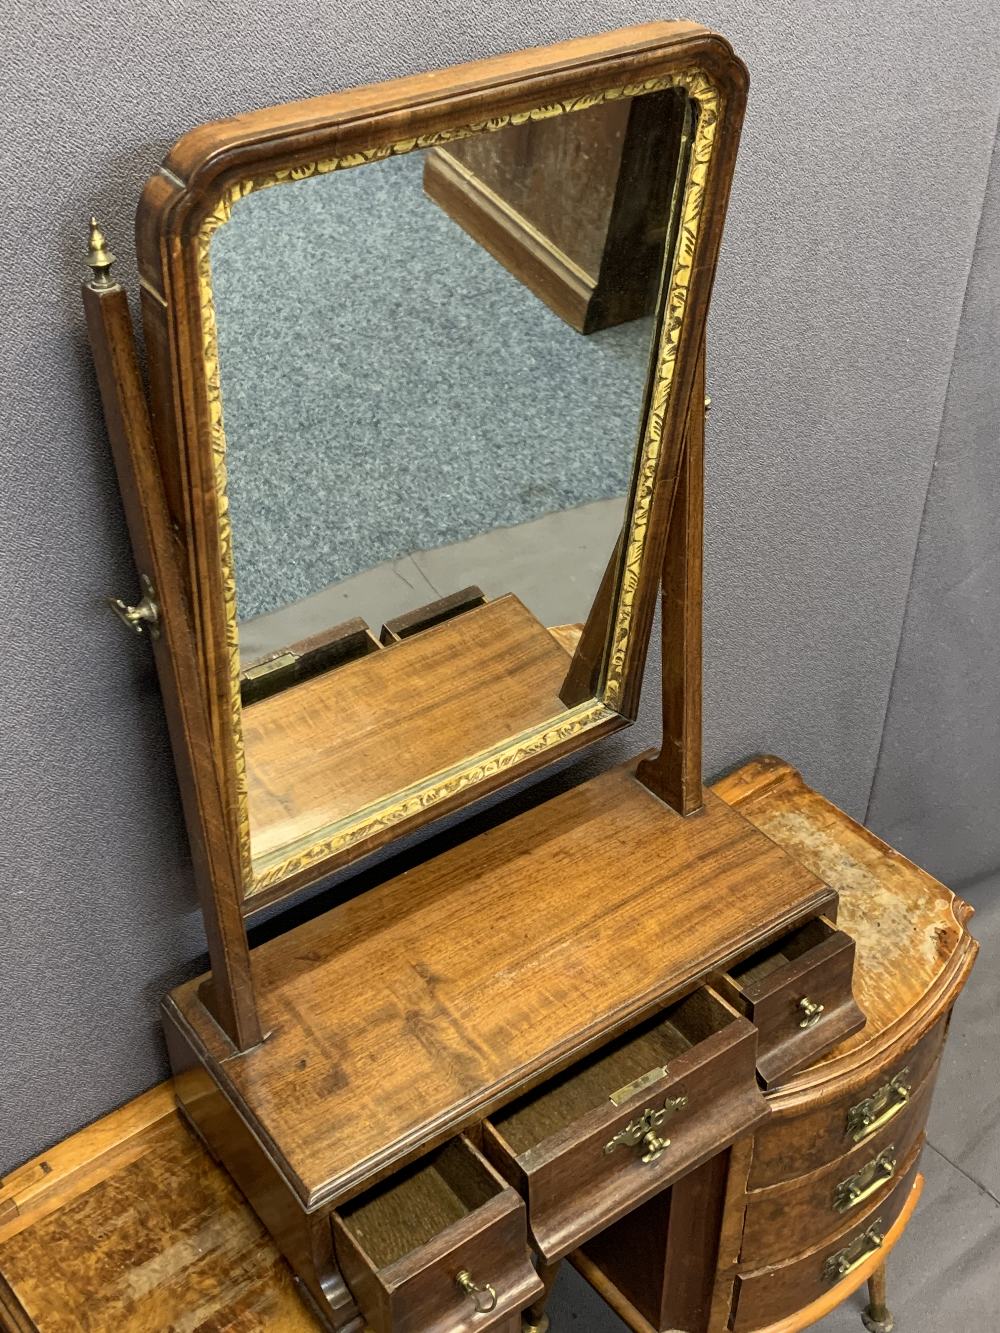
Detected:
left=861, top=1262, right=894, bottom=1333
left=522, top=1260, right=560, bottom=1333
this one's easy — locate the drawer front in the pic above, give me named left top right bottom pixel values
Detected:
left=484, top=989, right=768, bottom=1261
left=748, top=1014, right=947, bottom=1188
left=740, top=1061, right=937, bottom=1266
left=332, top=1138, right=542, bottom=1333
left=733, top=1148, right=922, bottom=1332
left=715, top=918, right=866, bottom=1089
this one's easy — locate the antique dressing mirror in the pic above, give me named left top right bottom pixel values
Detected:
left=91, top=21, right=747, bottom=1053
left=209, top=86, right=692, bottom=899
left=75, top=29, right=971, bottom=1333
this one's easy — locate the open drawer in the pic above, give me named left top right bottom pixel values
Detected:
left=714, top=916, right=865, bottom=1087
left=331, top=1136, right=542, bottom=1333
left=481, top=986, right=768, bottom=1261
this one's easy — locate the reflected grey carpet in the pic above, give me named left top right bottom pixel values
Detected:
left=210, top=151, right=653, bottom=620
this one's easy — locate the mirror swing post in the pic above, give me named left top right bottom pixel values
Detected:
left=636, top=339, right=706, bottom=817
left=82, top=223, right=263, bottom=1050
left=76, top=22, right=975, bottom=1333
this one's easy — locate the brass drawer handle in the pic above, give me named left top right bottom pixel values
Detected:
left=822, top=1221, right=884, bottom=1284
left=604, top=1096, right=689, bottom=1164
left=456, top=1270, right=497, bottom=1314
left=833, top=1147, right=897, bottom=1212
left=798, top=996, right=825, bottom=1028
left=846, top=1069, right=911, bottom=1143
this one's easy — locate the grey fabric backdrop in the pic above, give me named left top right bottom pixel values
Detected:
left=1, top=2, right=998, bottom=1172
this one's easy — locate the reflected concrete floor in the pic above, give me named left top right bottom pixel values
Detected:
left=547, top=875, right=1000, bottom=1331
left=238, top=496, right=624, bottom=663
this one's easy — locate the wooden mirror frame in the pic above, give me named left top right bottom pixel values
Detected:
left=88, top=21, right=746, bottom=1048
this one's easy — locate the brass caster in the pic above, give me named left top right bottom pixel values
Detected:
left=861, top=1307, right=894, bottom=1333
left=522, top=1317, right=550, bottom=1333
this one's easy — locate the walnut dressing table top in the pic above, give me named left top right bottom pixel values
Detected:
left=0, top=758, right=975, bottom=1333
left=166, top=760, right=833, bottom=1208
left=714, top=757, right=976, bottom=1095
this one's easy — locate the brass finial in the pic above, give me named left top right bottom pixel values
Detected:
left=86, top=216, right=116, bottom=289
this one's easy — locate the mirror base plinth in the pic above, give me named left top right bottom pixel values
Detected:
left=163, top=754, right=833, bottom=1313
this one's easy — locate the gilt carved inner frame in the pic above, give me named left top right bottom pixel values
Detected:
left=136, top=23, right=748, bottom=909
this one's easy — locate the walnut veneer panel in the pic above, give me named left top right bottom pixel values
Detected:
left=733, top=1150, right=924, bottom=1331
left=0, top=1102, right=312, bottom=1332
left=740, top=1064, right=939, bottom=1267
left=747, top=1014, right=947, bottom=1189
left=167, top=760, right=832, bottom=1207
left=242, top=595, right=577, bottom=871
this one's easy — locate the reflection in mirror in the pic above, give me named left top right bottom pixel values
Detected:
left=207, top=87, right=693, bottom=890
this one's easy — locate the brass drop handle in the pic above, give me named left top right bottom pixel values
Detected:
left=833, top=1147, right=897, bottom=1212
left=456, top=1269, right=497, bottom=1314
left=822, top=1222, right=885, bottom=1284
left=604, top=1095, right=689, bottom=1164
left=109, top=574, right=160, bottom=638
left=798, top=996, right=825, bottom=1029
left=846, top=1070, right=911, bottom=1143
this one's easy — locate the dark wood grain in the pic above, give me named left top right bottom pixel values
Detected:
left=165, top=1029, right=359, bottom=1328
left=240, top=616, right=381, bottom=704
left=747, top=1017, right=948, bottom=1190
left=576, top=1148, right=729, bottom=1330
left=740, top=1066, right=938, bottom=1268
left=0, top=756, right=978, bottom=1333
left=378, top=587, right=486, bottom=645
left=332, top=1139, right=541, bottom=1333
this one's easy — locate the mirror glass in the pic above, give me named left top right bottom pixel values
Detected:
left=207, top=86, right=695, bottom=894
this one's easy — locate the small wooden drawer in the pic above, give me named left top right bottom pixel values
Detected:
left=714, top=916, right=866, bottom=1088
left=332, top=1137, right=542, bottom=1333
left=733, top=1144, right=922, bottom=1331
left=482, top=986, right=768, bottom=1261
left=748, top=1014, right=947, bottom=1188
left=740, top=1062, right=937, bottom=1266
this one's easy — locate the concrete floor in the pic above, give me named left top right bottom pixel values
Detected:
left=545, top=876, right=1000, bottom=1331
left=238, top=496, right=624, bottom=662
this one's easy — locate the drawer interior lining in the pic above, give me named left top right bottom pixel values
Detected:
left=730, top=917, right=831, bottom=989
left=337, top=1140, right=495, bottom=1267
left=491, top=989, right=731, bottom=1154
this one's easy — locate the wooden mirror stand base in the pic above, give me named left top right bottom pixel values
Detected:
left=163, top=753, right=857, bottom=1330
left=0, top=756, right=975, bottom=1333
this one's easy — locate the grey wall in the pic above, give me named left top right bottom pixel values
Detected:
left=865, top=125, right=1000, bottom=890
left=1, top=2, right=998, bottom=1172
